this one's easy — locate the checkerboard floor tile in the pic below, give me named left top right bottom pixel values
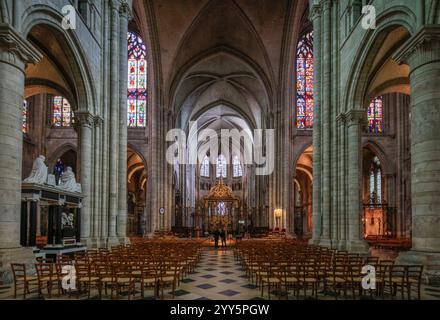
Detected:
left=175, top=248, right=265, bottom=300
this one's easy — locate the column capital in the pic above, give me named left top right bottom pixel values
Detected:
left=309, top=4, right=322, bottom=21
left=345, top=109, right=367, bottom=127
left=336, top=113, right=346, bottom=125
left=393, top=25, right=440, bottom=69
left=75, top=112, right=94, bottom=128
left=321, top=0, right=332, bottom=12
left=94, top=116, right=104, bottom=127
left=0, top=24, right=42, bottom=67
left=109, top=0, right=121, bottom=11
left=119, top=1, right=132, bottom=20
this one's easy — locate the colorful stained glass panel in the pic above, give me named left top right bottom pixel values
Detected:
left=296, top=31, right=314, bottom=130
left=127, top=32, right=147, bottom=127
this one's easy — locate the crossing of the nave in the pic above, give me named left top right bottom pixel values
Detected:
left=0, top=0, right=440, bottom=301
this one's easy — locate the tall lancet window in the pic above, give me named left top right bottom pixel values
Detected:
left=200, top=155, right=210, bottom=177
left=22, top=100, right=29, bottom=134
left=232, top=155, right=243, bottom=178
left=369, top=156, right=383, bottom=204
left=216, top=154, right=227, bottom=178
left=296, top=31, right=314, bottom=129
left=367, top=96, right=384, bottom=133
left=127, top=31, right=147, bottom=128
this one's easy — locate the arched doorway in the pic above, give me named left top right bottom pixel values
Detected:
left=127, top=148, right=148, bottom=237
left=294, top=146, right=313, bottom=238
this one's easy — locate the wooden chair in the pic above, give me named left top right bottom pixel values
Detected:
left=260, top=263, right=283, bottom=299
left=298, top=264, right=319, bottom=299
left=390, top=265, right=407, bottom=300
left=281, top=264, right=299, bottom=299
left=35, top=263, right=60, bottom=298
left=75, top=261, right=101, bottom=299
left=140, top=264, right=158, bottom=299
left=325, top=264, right=349, bottom=299
left=157, top=262, right=180, bottom=299
left=11, top=264, right=38, bottom=299
left=407, top=265, right=423, bottom=300
left=111, top=264, right=136, bottom=300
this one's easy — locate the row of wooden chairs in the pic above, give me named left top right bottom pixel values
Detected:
left=235, top=240, right=424, bottom=300
left=11, top=240, right=204, bottom=300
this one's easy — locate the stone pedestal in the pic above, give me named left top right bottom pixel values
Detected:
left=394, top=26, right=440, bottom=282
left=0, top=247, right=35, bottom=284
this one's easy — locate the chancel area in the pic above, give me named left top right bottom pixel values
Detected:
left=0, top=0, right=440, bottom=301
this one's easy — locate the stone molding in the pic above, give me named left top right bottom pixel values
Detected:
left=119, top=1, right=132, bottom=20
left=94, top=116, right=104, bottom=128
left=309, top=4, right=322, bottom=22
left=393, top=25, right=440, bottom=69
left=0, top=24, right=42, bottom=67
left=345, top=109, right=367, bottom=127
left=75, top=112, right=95, bottom=128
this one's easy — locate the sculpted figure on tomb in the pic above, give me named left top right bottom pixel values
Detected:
left=23, top=155, right=48, bottom=185
left=59, top=167, right=82, bottom=193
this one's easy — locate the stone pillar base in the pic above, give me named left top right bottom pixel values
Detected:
left=99, top=238, right=110, bottom=248
left=318, top=238, right=332, bottom=248
left=107, top=237, right=121, bottom=247
left=89, top=238, right=101, bottom=249
left=80, top=238, right=95, bottom=249
left=337, top=240, right=347, bottom=251
left=396, top=250, right=440, bottom=285
left=346, top=240, right=369, bottom=254
left=118, top=237, right=130, bottom=245
left=0, top=247, right=35, bottom=285
left=308, top=238, right=321, bottom=246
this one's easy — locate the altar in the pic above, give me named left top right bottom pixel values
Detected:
left=201, top=180, right=242, bottom=235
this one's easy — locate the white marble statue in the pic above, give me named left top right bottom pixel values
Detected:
left=23, top=155, right=48, bottom=185
left=61, top=212, right=74, bottom=229
left=59, top=167, right=82, bottom=193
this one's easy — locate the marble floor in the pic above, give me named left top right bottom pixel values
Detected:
left=1, top=247, right=440, bottom=300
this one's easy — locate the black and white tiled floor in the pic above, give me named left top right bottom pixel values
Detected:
left=169, top=248, right=264, bottom=300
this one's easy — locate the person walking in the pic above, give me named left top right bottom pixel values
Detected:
left=220, top=229, right=227, bottom=248
left=214, top=229, right=220, bottom=248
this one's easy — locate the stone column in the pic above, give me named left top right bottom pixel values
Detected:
left=117, top=2, right=130, bottom=241
left=394, top=27, right=440, bottom=279
left=337, top=114, right=347, bottom=250
left=345, top=110, right=369, bottom=253
left=0, top=25, right=41, bottom=282
left=108, top=0, right=120, bottom=240
left=93, top=116, right=103, bottom=241
left=76, top=112, right=94, bottom=243
left=319, top=0, right=332, bottom=247
left=309, top=4, right=322, bottom=245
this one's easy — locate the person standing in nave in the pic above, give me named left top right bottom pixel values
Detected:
left=214, top=229, right=220, bottom=248
left=220, top=229, right=226, bottom=248
left=54, top=158, right=64, bottom=185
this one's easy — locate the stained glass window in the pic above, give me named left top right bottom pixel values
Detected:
left=22, top=100, right=29, bottom=134
left=52, top=96, right=73, bottom=127
left=369, top=156, right=382, bottom=204
left=296, top=31, right=314, bottom=129
left=127, top=31, right=147, bottom=128
left=200, top=155, right=210, bottom=177
left=232, top=155, right=243, bottom=178
left=367, top=96, right=383, bottom=133
left=216, top=154, right=227, bottom=178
